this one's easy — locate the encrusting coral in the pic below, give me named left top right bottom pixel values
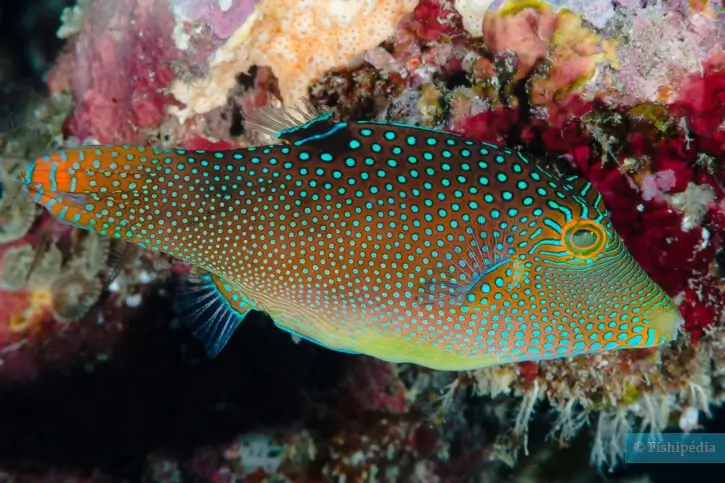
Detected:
left=170, top=0, right=420, bottom=117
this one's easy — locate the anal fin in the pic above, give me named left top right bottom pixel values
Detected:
left=174, top=271, right=253, bottom=358
left=271, top=318, right=360, bottom=355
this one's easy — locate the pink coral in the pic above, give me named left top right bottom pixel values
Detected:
left=594, top=1, right=725, bottom=105
left=171, top=0, right=258, bottom=39
left=49, top=0, right=181, bottom=143
left=483, top=0, right=559, bottom=79
left=340, top=359, right=408, bottom=414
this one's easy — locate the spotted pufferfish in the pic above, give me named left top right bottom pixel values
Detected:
left=18, top=100, right=684, bottom=370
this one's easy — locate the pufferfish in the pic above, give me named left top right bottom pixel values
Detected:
left=18, top=100, right=683, bottom=370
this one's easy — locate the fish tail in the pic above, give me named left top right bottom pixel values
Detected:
left=19, top=145, right=184, bottom=234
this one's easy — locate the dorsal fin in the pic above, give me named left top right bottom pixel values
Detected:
left=173, top=270, right=253, bottom=357
left=242, top=97, right=341, bottom=146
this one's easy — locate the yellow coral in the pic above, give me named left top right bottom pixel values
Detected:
left=483, top=0, right=558, bottom=80
left=689, top=0, right=719, bottom=19
left=171, top=0, right=419, bottom=118
left=9, top=289, right=53, bottom=333
left=483, top=0, right=618, bottom=90
left=529, top=8, right=619, bottom=106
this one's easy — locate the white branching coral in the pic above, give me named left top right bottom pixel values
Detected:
left=171, top=0, right=420, bottom=118
left=468, top=330, right=724, bottom=471
left=590, top=408, right=633, bottom=471
left=669, top=182, right=716, bottom=232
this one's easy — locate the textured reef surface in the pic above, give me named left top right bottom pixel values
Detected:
left=1, top=0, right=725, bottom=481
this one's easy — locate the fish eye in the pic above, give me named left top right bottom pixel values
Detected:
left=561, top=220, right=606, bottom=258
left=572, top=228, right=597, bottom=248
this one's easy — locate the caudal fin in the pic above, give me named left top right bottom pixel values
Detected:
left=19, top=145, right=190, bottom=234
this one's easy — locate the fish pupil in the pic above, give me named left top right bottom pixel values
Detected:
left=572, top=228, right=597, bottom=248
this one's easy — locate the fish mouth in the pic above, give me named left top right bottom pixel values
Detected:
left=643, top=304, right=684, bottom=344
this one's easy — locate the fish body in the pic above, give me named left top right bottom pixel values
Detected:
left=19, top=106, right=683, bottom=370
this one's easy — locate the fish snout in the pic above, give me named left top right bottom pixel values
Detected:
left=642, top=303, right=684, bottom=345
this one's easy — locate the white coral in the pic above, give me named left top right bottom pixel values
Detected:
left=171, top=0, right=419, bottom=118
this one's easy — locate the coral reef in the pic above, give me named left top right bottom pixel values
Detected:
left=2, top=0, right=725, bottom=480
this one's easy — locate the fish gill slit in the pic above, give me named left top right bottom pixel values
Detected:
left=420, top=212, right=518, bottom=306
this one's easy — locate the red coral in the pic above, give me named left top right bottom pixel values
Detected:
left=412, top=0, right=466, bottom=41
left=408, top=422, right=439, bottom=456
left=671, top=56, right=725, bottom=137
left=630, top=214, right=713, bottom=294
left=678, top=280, right=723, bottom=342
left=340, top=359, right=408, bottom=414
left=650, top=137, right=695, bottom=193
left=517, top=361, right=539, bottom=382
left=451, top=107, right=520, bottom=145
left=536, top=116, right=591, bottom=154
left=184, top=138, right=235, bottom=151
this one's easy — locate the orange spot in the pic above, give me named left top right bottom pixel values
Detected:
left=688, top=0, right=717, bottom=19
left=657, top=85, right=675, bottom=102
left=407, top=58, right=421, bottom=70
